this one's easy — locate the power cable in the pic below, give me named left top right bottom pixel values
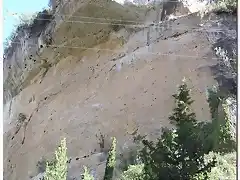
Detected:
left=3, top=1, right=219, bottom=26
left=7, top=41, right=221, bottom=60
left=2, top=16, right=236, bottom=34
left=4, top=9, right=144, bottom=24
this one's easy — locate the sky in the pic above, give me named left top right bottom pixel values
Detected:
left=3, top=0, right=49, bottom=42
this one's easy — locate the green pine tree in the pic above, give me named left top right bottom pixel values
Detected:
left=82, top=166, right=94, bottom=180
left=140, top=81, right=217, bottom=180
left=44, top=138, right=68, bottom=180
left=104, top=137, right=117, bottom=180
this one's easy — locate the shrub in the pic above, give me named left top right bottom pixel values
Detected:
left=194, top=151, right=236, bottom=179
left=201, top=0, right=237, bottom=16
left=120, top=164, right=144, bottom=180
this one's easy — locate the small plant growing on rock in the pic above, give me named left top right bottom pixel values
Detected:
left=18, top=113, right=27, bottom=124
left=97, top=132, right=105, bottom=152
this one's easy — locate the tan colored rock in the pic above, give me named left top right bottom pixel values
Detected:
left=4, top=2, right=236, bottom=180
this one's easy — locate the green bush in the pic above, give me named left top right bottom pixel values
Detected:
left=120, top=164, right=144, bottom=180
left=201, top=0, right=237, bottom=16
left=194, top=151, right=236, bottom=180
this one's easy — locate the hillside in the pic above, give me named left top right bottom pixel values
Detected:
left=3, top=0, right=237, bottom=179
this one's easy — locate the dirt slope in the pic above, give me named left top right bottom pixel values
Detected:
left=3, top=6, right=221, bottom=180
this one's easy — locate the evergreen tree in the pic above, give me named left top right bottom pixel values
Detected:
left=82, top=166, right=94, bottom=180
left=140, top=81, right=217, bottom=180
left=104, top=137, right=117, bottom=180
left=45, top=138, right=68, bottom=180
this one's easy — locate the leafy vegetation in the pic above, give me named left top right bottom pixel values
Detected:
left=119, top=164, right=144, bottom=180
left=41, top=81, right=236, bottom=180
left=82, top=166, right=94, bottom=180
left=199, top=151, right=236, bottom=179
left=104, top=137, right=117, bottom=180
left=139, top=82, right=217, bottom=180
left=201, top=0, right=237, bottom=16
left=206, top=87, right=236, bottom=153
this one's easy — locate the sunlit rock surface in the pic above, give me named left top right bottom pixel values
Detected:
left=3, top=1, right=236, bottom=180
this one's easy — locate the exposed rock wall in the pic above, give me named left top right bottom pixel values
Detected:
left=3, top=10, right=53, bottom=104
left=3, top=1, right=236, bottom=180
left=3, top=0, right=142, bottom=104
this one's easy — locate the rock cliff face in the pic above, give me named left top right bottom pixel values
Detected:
left=3, top=1, right=236, bottom=180
left=3, top=0, right=142, bottom=104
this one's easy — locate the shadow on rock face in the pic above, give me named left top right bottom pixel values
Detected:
left=206, top=15, right=237, bottom=97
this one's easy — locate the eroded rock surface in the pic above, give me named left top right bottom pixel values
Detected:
left=3, top=1, right=236, bottom=180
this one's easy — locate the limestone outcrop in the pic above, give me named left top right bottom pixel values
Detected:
left=3, top=1, right=236, bottom=180
left=3, top=0, right=142, bottom=104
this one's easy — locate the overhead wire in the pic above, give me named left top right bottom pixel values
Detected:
left=3, top=3, right=236, bottom=58
left=3, top=1, right=225, bottom=27
left=4, top=1, right=236, bottom=156
left=3, top=12, right=235, bottom=57
left=4, top=9, right=144, bottom=24
left=4, top=1, right=236, bottom=45
left=2, top=15, right=236, bottom=35
left=5, top=0, right=146, bottom=21
left=3, top=15, right=235, bottom=54
left=7, top=41, right=221, bottom=60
